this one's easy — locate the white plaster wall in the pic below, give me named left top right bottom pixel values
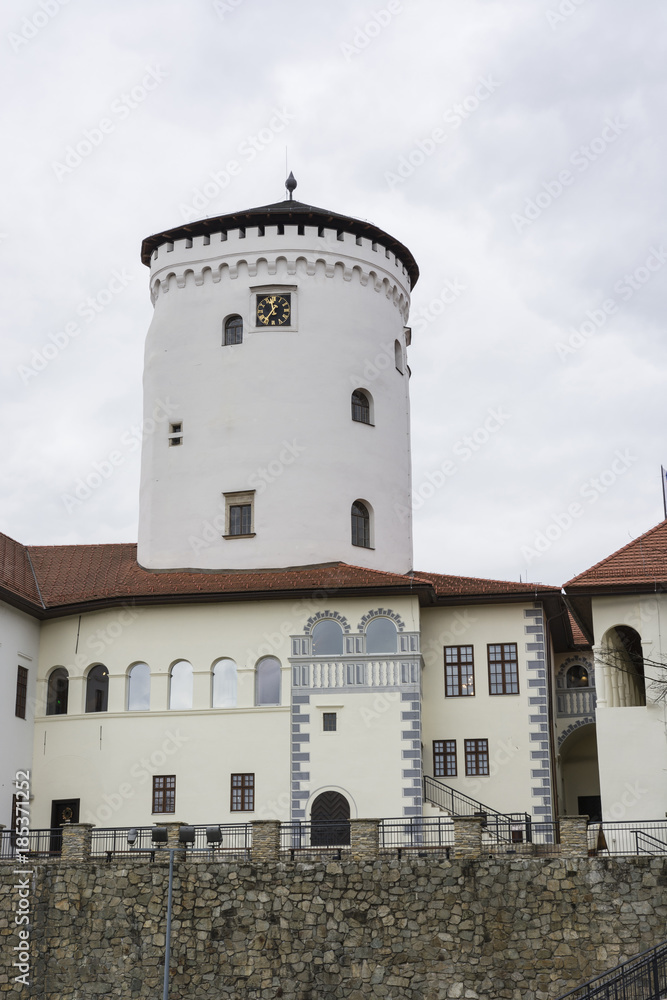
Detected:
left=591, top=594, right=667, bottom=820
left=0, top=601, right=40, bottom=828
left=138, top=226, right=413, bottom=574
left=420, top=604, right=541, bottom=816
left=305, top=690, right=407, bottom=820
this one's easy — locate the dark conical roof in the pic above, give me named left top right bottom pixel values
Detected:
left=141, top=198, right=419, bottom=287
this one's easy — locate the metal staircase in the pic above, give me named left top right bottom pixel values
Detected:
left=423, top=774, right=535, bottom=846
left=556, top=939, right=667, bottom=1000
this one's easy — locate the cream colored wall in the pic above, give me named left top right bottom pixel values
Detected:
left=591, top=594, right=667, bottom=820
left=32, top=594, right=422, bottom=828
left=305, top=690, right=407, bottom=819
left=0, top=601, right=40, bottom=828
left=420, top=603, right=540, bottom=816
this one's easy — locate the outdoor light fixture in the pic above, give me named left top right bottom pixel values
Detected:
left=127, top=828, right=138, bottom=847
left=152, top=826, right=168, bottom=844
left=206, top=826, right=222, bottom=844
left=179, top=825, right=195, bottom=844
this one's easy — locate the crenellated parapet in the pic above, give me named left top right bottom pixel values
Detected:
left=147, top=226, right=411, bottom=320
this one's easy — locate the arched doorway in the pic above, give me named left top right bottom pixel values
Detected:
left=310, top=791, right=350, bottom=846
left=559, top=724, right=601, bottom=820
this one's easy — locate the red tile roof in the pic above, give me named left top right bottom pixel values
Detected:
left=565, top=519, right=667, bottom=589
left=0, top=532, right=558, bottom=616
left=567, top=611, right=590, bottom=648
left=411, top=570, right=557, bottom=598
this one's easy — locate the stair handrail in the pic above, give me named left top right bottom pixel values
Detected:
left=423, top=775, right=532, bottom=843
left=556, top=938, right=667, bottom=1000
left=635, top=830, right=667, bottom=855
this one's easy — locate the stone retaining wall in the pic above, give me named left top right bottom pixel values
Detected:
left=1, top=855, right=666, bottom=999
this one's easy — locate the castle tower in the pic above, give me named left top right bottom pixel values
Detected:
left=137, top=181, right=419, bottom=574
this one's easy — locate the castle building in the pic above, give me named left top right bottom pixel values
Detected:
left=1, top=183, right=665, bottom=840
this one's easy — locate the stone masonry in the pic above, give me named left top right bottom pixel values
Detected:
left=1, top=853, right=666, bottom=999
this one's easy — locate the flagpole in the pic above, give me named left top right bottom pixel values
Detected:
left=662, top=467, right=667, bottom=520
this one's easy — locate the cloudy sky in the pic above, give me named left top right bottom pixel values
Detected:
left=2, top=0, right=666, bottom=587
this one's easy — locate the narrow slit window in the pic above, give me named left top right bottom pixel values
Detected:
left=224, top=315, right=243, bottom=346
left=168, top=422, right=183, bottom=446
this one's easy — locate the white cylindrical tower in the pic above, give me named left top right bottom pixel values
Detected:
left=137, top=187, right=419, bottom=575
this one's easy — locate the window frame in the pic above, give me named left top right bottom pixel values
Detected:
left=15, top=666, right=28, bottom=719
left=223, top=490, right=255, bottom=539
left=230, top=773, right=255, bottom=811
left=351, top=500, right=371, bottom=548
left=444, top=645, right=475, bottom=697
left=152, top=775, right=176, bottom=814
left=322, top=712, right=337, bottom=732
left=464, top=739, right=489, bottom=776
left=433, top=739, right=457, bottom=777
left=487, top=642, right=519, bottom=695
left=351, top=390, right=372, bottom=425
left=46, top=667, right=69, bottom=716
left=223, top=314, right=243, bottom=346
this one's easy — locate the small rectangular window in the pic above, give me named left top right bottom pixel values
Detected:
left=445, top=646, right=475, bottom=697
left=15, top=666, right=28, bottom=719
left=231, top=773, right=254, bottom=811
left=168, top=422, right=183, bottom=446
left=323, top=712, right=337, bottom=731
left=223, top=491, right=255, bottom=538
left=488, top=643, right=519, bottom=695
left=464, top=739, right=489, bottom=776
left=433, top=740, right=457, bottom=777
left=152, top=775, right=176, bottom=813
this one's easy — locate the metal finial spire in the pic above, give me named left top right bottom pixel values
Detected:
left=285, top=171, right=297, bottom=200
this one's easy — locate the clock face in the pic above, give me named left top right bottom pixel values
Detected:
left=256, top=293, right=291, bottom=327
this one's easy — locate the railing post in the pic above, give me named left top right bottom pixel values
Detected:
left=60, top=822, right=93, bottom=862
left=525, top=813, right=532, bottom=844
left=350, top=819, right=379, bottom=860
left=251, top=821, right=281, bottom=861
left=558, top=816, right=588, bottom=857
left=452, top=815, right=484, bottom=858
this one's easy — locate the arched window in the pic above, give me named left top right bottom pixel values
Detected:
left=366, top=617, right=397, bottom=654
left=212, top=658, right=237, bottom=708
left=566, top=664, right=590, bottom=688
left=351, top=501, right=370, bottom=548
left=312, top=620, right=344, bottom=656
left=46, top=668, right=69, bottom=716
left=351, top=390, right=371, bottom=424
left=85, top=664, right=109, bottom=713
left=255, top=656, right=281, bottom=706
left=394, top=339, right=403, bottom=373
left=224, top=315, right=243, bottom=346
left=127, top=662, right=151, bottom=711
left=169, top=660, right=193, bottom=710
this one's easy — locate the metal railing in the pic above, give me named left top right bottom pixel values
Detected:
left=557, top=939, right=667, bottom=1000
left=379, top=816, right=453, bottom=857
left=180, top=824, right=252, bottom=858
left=91, top=827, right=159, bottom=860
left=424, top=775, right=536, bottom=845
left=588, top=822, right=667, bottom=857
left=280, top=820, right=351, bottom=859
left=89, top=824, right=252, bottom=860
left=0, top=828, right=61, bottom=858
